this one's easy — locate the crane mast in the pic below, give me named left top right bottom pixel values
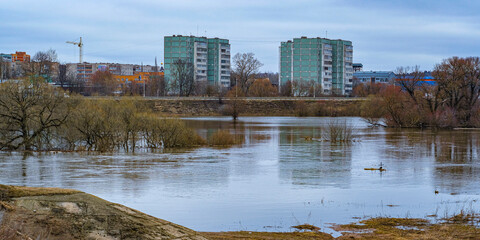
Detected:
left=66, top=37, right=83, bottom=63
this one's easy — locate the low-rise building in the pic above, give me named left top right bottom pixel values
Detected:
left=353, top=63, right=363, bottom=72
left=66, top=62, right=161, bottom=82
left=11, top=51, right=30, bottom=62
left=353, top=71, right=396, bottom=84
left=0, top=54, right=13, bottom=62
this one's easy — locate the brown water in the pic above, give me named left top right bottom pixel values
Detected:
left=0, top=116, right=479, bottom=235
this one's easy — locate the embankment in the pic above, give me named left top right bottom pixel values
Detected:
left=142, top=97, right=364, bottom=116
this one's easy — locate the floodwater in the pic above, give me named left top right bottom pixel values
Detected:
left=0, top=117, right=479, bottom=235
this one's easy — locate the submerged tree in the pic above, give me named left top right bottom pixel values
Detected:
left=361, top=57, right=480, bottom=128
left=224, top=86, right=246, bottom=121
left=0, top=79, right=70, bottom=150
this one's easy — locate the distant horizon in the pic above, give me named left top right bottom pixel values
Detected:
left=2, top=0, right=479, bottom=73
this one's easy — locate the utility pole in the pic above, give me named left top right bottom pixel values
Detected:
left=142, top=62, right=145, bottom=97
left=313, top=81, right=316, bottom=98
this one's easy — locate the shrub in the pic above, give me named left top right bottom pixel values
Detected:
left=360, top=95, right=386, bottom=126
left=322, top=119, right=355, bottom=143
left=209, top=130, right=236, bottom=146
left=295, top=101, right=310, bottom=117
left=141, top=116, right=205, bottom=149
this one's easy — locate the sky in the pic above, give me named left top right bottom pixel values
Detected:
left=1, top=0, right=480, bottom=72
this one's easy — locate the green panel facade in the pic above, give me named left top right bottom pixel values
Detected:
left=279, top=37, right=353, bottom=95
left=164, top=35, right=230, bottom=88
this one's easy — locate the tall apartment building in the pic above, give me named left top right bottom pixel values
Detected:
left=164, top=35, right=231, bottom=88
left=279, top=37, right=353, bottom=95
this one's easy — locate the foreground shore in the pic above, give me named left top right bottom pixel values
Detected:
left=1, top=185, right=478, bottom=239
left=0, top=185, right=207, bottom=240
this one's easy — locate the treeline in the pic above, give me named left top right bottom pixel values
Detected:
left=360, top=57, right=480, bottom=128
left=0, top=79, right=205, bottom=151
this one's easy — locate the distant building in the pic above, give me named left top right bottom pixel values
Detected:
left=396, top=71, right=436, bottom=86
left=11, top=51, right=30, bottom=62
left=279, top=37, right=354, bottom=95
left=164, top=35, right=231, bottom=88
left=0, top=54, right=13, bottom=62
left=113, top=71, right=164, bottom=85
left=66, top=63, right=95, bottom=82
left=353, top=71, right=396, bottom=84
left=109, top=64, right=134, bottom=76
left=353, top=63, right=363, bottom=72
left=66, top=62, right=161, bottom=82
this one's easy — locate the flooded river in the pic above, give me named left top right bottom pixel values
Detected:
left=0, top=117, right=479, bottom=234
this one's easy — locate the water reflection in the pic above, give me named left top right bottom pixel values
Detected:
left=278, top=125, right=352, bottom=188
left=0, top=117, right=479, bottom=233
left=382, top=129, right=480, bottom=194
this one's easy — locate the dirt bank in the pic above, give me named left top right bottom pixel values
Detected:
left=146, top=98, right=364, bottom=116
left=0, top=185, right=207, bottom=240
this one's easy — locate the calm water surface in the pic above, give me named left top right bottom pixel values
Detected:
left=0, top=117, right=479, bottom=234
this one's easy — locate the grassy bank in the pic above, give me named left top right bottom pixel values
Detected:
left=203, top=217, right=480, bottom=239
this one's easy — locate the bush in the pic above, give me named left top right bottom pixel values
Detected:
left=360, top=95, right=386, bottom=126
left=209, top=130, right=236, bottom=146
left=295, top=101, right=310, bottom=117
left=58, top=98, right=205, bottom=152
left=322, top=119, right=355, bottom=143
left=141, top=116, right=205, bottom=149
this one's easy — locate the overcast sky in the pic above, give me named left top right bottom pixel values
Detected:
left=1, top=0, right=479, bottom=72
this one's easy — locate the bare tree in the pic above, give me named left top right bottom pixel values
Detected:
left=23, top=49, right=58, bottom=81
left=0, top=79, right=70, bottom=150
left=224, top=86, right=246, bottom=121
left=147, top=74, right=167, bottom=97
left=232, top=53, right=263, bottom=94
left=395, top=66, right=424, bottom=102
left=0, top=57, right=12, bottom=80
left=292, top=80, right=311, bottom=96
left=171, top=59, right=194, bottom=96
left=434, top=57, right=480, bottom=125
left=280, top=80, right=293, bottom=97
left=88, top=70, right=118, bottom=96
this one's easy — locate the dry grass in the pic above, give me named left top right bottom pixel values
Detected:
left=202, top=231, right=333, bottom=240
left=292, top=224, right=321, bottom=232
left=0, top=184, right=80, bottom=199
left=334, top=217, right=480, bottom=239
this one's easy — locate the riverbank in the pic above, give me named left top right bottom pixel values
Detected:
left=143, top=97, right=364, bottom=116
left=1, top=185, right=478, bottom=239
left=0, top=184, right=207, bottom=240
left=203, top=216, right=480, bottom=239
